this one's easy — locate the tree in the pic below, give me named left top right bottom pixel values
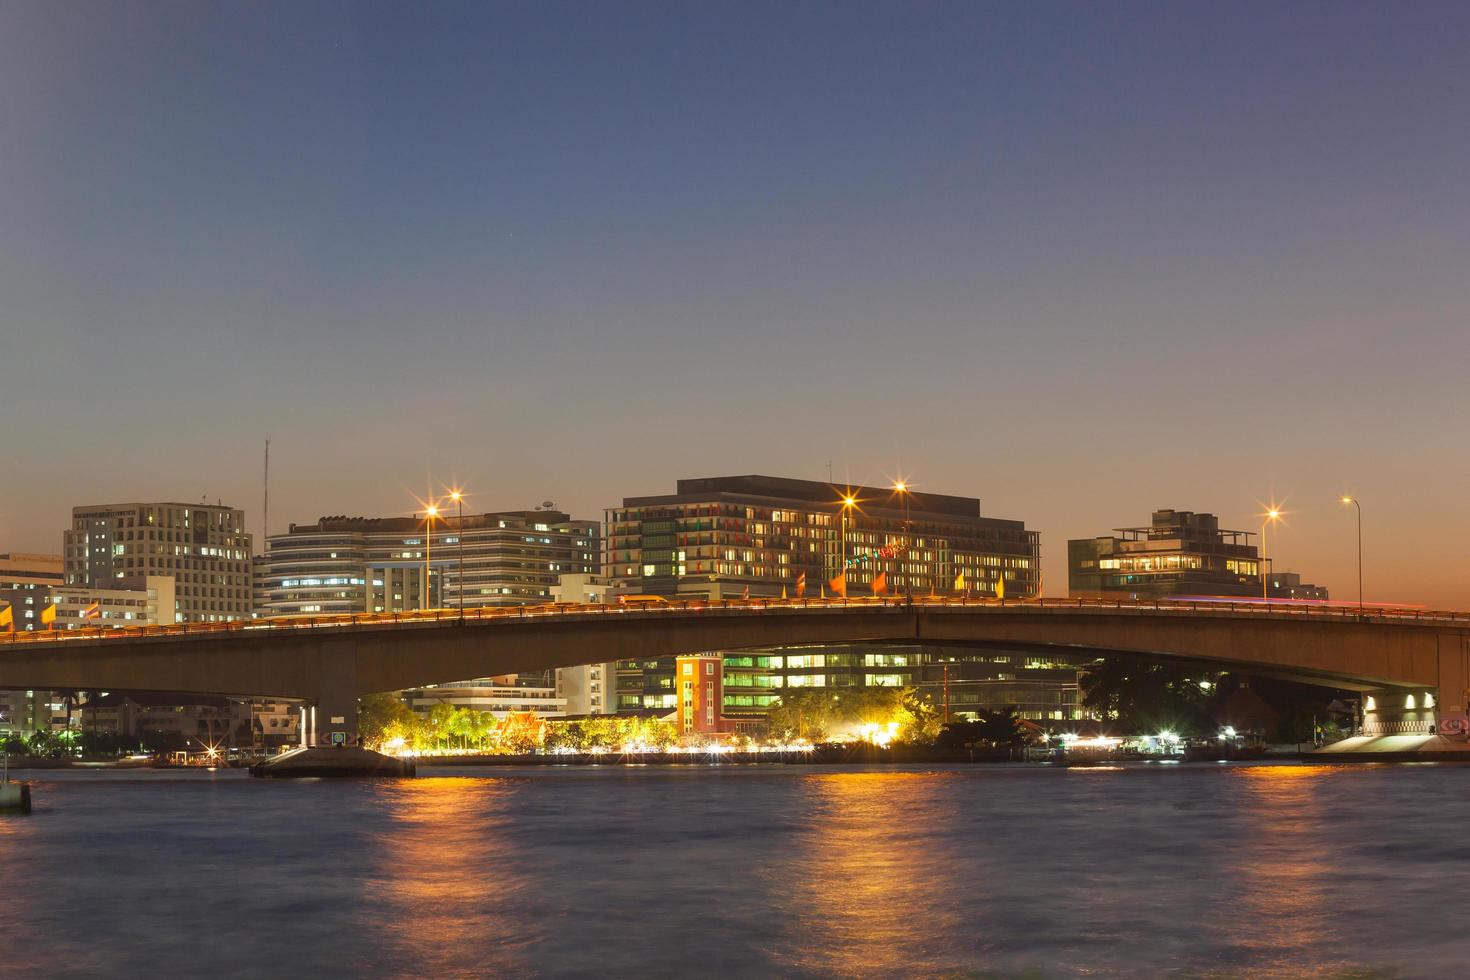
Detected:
left=936, top=708, right=1030, bottom=749
left=765, top=688, right=837, bottom=743
left=425, top=703, right=458, bottom=751
left=1080, top=660, right=1214, bottom=735
left=358, top=693, right=418, bottom=752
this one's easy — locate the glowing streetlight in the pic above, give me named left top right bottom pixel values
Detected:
left=1341, top=496, right=1363, bottom=616
left=449, top=489, right=466, bottom=618
left=423, top=503, right=439, bottom=611
left=1260, top=507, right=1281, bottom=601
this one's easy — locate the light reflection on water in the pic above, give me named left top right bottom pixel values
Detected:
left=3, top=763, right=1469, bottom=978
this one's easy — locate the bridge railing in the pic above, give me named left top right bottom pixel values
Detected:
left=3, top=593, right=1469, bottom=646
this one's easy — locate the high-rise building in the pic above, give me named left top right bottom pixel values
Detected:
left=253, top=518, right=436, bottom=617
left=64, top=503, right=253, bottom=623
left=254, top=509, right=598, bottom=617
left=606, top=475, right=1040, bottom=599
left=1068, top=509, right=1328, bottom=601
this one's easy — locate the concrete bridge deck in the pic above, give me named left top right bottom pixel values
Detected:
left=3, top=596, right=1467, bottom=746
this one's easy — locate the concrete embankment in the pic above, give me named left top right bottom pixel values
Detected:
left=248, top=747, right=415, bottom=778
left=1310, top=734, right=1470, bottom=762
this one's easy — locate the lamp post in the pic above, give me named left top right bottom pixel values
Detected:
left=423, top=504, right=439, bottom=611
left=1260, top=508, right=1280, bottom=601
left=1341, top=496, right=1363, bottom=616
left=841, top=495, right=856, bottom=594
left=893, top=482, right=911, bottom=597
left=450, top=489, right=466, bottom=620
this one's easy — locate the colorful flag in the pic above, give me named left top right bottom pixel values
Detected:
left=829, top=574, right=846, bottom=598
left=40, top=603, right=56, bottom=628
left=871, top=571, right=887, bottom=595
left=954, top=571, right=966, bottom=592
left=742, top=584, right=750, bottom=600
left=0, top=604, right=12, bottom=631
left=795, top=572, right=806, bottom=598
left=83, top=601, right=101, bottom=619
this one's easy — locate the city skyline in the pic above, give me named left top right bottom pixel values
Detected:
left=4, top=2, right=1469, bottom=606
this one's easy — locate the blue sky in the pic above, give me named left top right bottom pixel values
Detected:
left=3, top=1, right=1468, bottom=603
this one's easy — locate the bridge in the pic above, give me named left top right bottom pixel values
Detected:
left=2, top=597, right=1468, bottom=744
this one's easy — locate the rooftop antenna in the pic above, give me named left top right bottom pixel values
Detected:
left=826, top=460, right=833, bottom=483
left=263, top=436, right=270, bottom=546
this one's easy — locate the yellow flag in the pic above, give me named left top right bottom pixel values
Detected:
left=954, top=571, right=966, bottom=591
left=0, top=604, right=12, bottom=631
left=996, top=575, right=1005, bottom=600
left=781, top=585, right=788, bottom=600
left=40, top=603, right=57, bottom=628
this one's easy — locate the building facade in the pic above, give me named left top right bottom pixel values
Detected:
left=549, top=573, right=617, bottom=715
left=674, top=654, right=726, bottom=739
left=255, top=509, right=598, bottom=617
left=606, top=475, right=1040, bottom=600
left=254, top=517, right=436, bottom=617
left=64, top=502, right=253, bottom=623
left=48, top=576, right=176, bottom=630
left=618, top=643, right=1084, bottom=725
left=1068, top=509, right=1328, bottom=601
left=402, top=681, right=568, bottom=721
left=0, top=552, right=64, bottom=632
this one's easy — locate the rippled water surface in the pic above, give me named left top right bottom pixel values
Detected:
left=4, top=762, right=1468, bottom=978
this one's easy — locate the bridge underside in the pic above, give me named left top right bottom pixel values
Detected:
left=1, top=606, right=1465, bottom=744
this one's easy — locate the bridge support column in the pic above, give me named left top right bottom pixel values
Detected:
left=1433, top=633, right=1470, bottom=739
left=314, top=639, right=361, bottom=748
left=1361, top=688, right=1437, bottom=736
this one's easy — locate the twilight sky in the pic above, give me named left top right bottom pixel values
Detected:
left=2, top=1, right=1468, bottom=605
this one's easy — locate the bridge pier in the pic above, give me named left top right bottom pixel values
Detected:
left=312, top=639, right=361, bottom=748
left=1361, top=688, right=1438, bottom=736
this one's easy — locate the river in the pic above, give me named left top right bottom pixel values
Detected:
left=2, top=762, right=1466, bottom=978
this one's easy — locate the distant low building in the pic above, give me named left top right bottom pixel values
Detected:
left=403, top=680, right=568, bottom=721
left=1068, top=509, right=1327, bottom=601
left=79, top=692, right=250, bottom=748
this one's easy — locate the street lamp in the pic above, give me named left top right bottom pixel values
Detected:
left=1260, top=508, right=1281, bottom=601
left=423, top=503, right=439, bottom=611
left=449, top=489, right=466, bottom=619
left=1341, top=496, right=1363, bottom=616
left=840, top=495, right=857, bottom=594
left=892, top=481, right=911, bottom=597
